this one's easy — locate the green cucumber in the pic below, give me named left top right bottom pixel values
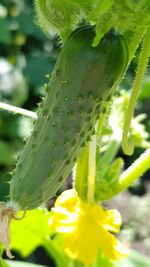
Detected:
left=10, top=25, right=128, bottom=210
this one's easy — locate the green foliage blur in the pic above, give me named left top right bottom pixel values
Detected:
left=0, top=0, right=59, bottom=202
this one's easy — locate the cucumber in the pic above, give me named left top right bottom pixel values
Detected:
left=10, top=25, right=128, bottom=210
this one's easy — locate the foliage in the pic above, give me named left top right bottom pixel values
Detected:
left=0, top=0, right=58, bottom=201
left=10, top=209, right=52, bottom=257
left=75, top=91, right=150, bottom=202
left=35, top=0, right=150, bottom=44
left=6, top=207, right=150, bottom=267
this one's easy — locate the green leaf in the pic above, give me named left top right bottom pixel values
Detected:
left=95, top=157, right=124, bottom=202
left=10, top=209, right=52, bottom=257
left=35, top=0, right=92, bottom=40
left=94, top=139, right=123, bottom=202
left=96, top=140, right=119, bottom=180
left=101, top=90, right=150, bottom=150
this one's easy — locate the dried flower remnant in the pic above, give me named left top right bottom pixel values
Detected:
left=0, top=202, right=24, bottom=258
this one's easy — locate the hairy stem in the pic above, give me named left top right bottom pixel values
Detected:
left=43, top=238, right=68, bottom=267
left=117, top=148, right=150, bottom=193
left=122, top=27, right=150, bottom=155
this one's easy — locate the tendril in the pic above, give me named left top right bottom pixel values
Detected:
left=122, top=27, right=150, bottom=155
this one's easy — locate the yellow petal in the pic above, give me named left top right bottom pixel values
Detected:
left=113, top=239, right=129, bottom=259
left=101, top=209, right=122, bottom=233
left=98, top=226, right=128, bottom=260
left=63, top=214, right=101, bottom=265
left=92, top=205, right=121, bottom=233
left=55, top=189, right=78, bottom=213
left=49, top=207, right=78, bottom=233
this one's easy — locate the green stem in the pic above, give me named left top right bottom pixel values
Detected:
left=74, top=145, right=89, bottom=201
left=122, top=27, right=150, bottom=155
left=87, top=135, right=96, bottom=204
left=117, top=148, right=150, bottom=192
left=43, top=238, right=68, bottom=267
left=0, top=102, right=37, bottom=119
left=0, top=248, right=3, bottom=258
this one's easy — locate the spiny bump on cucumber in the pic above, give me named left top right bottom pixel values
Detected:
left=9, top=25, right=128, bottom=210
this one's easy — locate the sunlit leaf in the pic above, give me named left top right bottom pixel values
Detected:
left=11, top=209, right=52, bottom=257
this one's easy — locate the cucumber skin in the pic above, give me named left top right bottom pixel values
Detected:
left=10, top=26, right=128, bottom=210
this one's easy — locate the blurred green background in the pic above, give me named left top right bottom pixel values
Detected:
left=0, top=1, right=58, bottom=265
left=0, top=0, right=150, bottom=266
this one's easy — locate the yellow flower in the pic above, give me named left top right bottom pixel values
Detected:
left=49, top=189, right=128, bottom=265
